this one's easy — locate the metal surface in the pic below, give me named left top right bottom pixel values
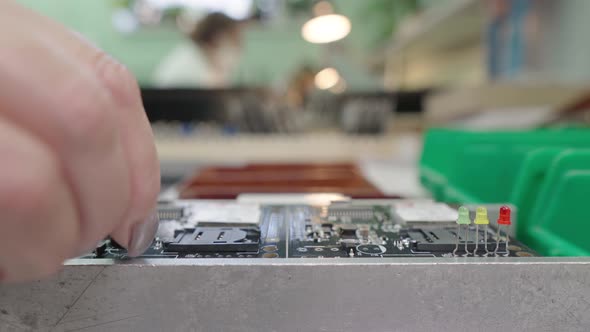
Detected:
left=1, top=257, right=590, bottom=331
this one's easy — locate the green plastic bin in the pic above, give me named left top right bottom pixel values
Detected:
left=420, top=128, right=590, bottom=256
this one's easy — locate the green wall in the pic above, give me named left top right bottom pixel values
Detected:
left=17, top=0, right=182, bottom=84
left=15, top=0, right=388, bottom=89
left=18, top=0, right=590, bottom=88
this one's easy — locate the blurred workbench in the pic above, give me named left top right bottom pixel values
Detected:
left=1, top=130, right=590, bottom=332
left=156, top=132, right=427, bottom=199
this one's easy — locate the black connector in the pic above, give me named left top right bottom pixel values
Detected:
left=165, top=227, right=260, bottom=253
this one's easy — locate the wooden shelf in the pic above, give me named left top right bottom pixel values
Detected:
left=390, top=0, right=484, bottom=56
left=383, top=0, right=486, bottom=89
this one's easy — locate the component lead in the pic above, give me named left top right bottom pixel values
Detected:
left=495, top=206, right=512, bottom=256
left=473, top=207, right=489, bottom=256
left=454, top=206, right=471, bottom=256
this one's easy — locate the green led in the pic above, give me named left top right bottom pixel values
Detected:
left=456, top=206, right=471, bottom=225
left=474, top=206, right=489, bottom=225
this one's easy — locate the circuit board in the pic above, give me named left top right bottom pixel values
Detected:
left=88, top=200, right=536, bottom=259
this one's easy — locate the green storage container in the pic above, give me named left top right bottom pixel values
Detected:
left=419, top=128, right=590, bottom=256
left=510, top=147, right=566, bottom=238
left=523, top=150, right=590, bottom=256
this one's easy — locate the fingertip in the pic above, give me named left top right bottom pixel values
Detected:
left=127, top=211, right=159, bottom=257
left=110, top=210, right=159, bottom=258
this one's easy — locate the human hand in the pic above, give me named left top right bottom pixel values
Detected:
left=0, top=1, right=160, bottom=282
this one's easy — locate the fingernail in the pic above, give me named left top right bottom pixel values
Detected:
left=127, top=211, right=159, bottom=257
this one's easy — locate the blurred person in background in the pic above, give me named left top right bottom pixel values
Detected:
left=285, top=65, right=317, bottom=109
left=154, top=12, right=245, bottom=88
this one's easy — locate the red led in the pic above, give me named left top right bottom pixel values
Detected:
left=497, top=206, right=512, bottom=225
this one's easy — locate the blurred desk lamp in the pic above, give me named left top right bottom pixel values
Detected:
left=301, top=1, right=351, bottom=44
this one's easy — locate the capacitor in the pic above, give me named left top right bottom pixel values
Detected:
left=495, top=206, right=512, bottom=256
left=358, top=226, right=370, bottom=241
left=473, top=207, right=490, bottom=256
left=453, top=206, right=471, bottom=256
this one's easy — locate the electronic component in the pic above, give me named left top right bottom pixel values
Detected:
left=93, top=240, right=108, bottom=258
left=328, top=204, right=383, bottom=222
left=473, top=206, right=490, bottom=256
left=84, top=201, right=535, bottom=259
left=394, top=201, right=458, bottom=226
left=165, top=227, right=260, bottom=253
left=357, top=244, right=386, bottom=255
left=358, top=225, right=370, bottom=241
left=405, top=227, right=496, bottom=253
left=495, top=205, right=512, bottom=256
left=339, top=224, right=358, bottom=238
left=157, top=206, right=184, bottom=221
left=453, top=206, right=471, bottom=256
left=321, top=223, right=333, bottom=229
left=341, top=241, right=358, bottom=255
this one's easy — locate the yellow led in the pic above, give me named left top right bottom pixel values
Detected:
left=474, top=206, right=489, bottom=225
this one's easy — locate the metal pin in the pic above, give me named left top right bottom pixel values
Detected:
left=455, top=206, right=471, bottom=257
left=473, top=206, right=489, bottom=257
left=463, top=226, right=470, bottom=257
left=504, top=230, right=510, bottom=257
left=473, top=224, right=479, bottom=256
left=483, top=224, right=490, bottom=257
left=494, top=225, right=502, bottom=256
left=453, top=224, right=460, bottom=256
left=496, top=205, right=512, bottom=257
